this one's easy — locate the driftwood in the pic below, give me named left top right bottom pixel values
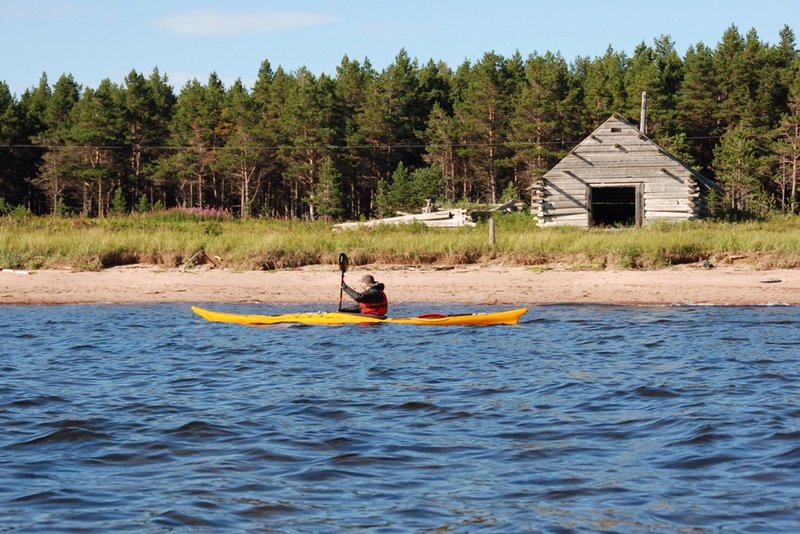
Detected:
left=182, top=249, right=221, bottom=271
left=332, top=199, right=526, bottom=230
left=333, top=208, right=475, bottom=230
left=470, top=199, right=525, bottom=222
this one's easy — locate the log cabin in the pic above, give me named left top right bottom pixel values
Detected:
left=533, top=114, right=718, bottom=228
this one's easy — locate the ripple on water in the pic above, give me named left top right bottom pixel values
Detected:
left=0, top=303, right=799, bottom=532
left=165, top=421, right=237, bottom=439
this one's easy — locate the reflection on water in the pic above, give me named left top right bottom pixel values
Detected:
left=1, top=303, right=799, bottom=531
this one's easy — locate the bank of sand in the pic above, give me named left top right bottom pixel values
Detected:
left=2, top=263, right=799, bottom=307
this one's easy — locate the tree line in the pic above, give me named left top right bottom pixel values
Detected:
left=1, top=24, right=799, bottom=220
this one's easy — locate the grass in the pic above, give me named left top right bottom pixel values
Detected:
left=2, top=211, right=800, bottom=271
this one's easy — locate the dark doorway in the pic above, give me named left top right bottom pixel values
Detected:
left=590, top=186, right=639, bottom=227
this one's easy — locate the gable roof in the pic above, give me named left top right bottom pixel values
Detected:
left=570, top=114, right=719, bottom=191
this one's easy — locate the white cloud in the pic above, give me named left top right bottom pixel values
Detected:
left=157, top=9, right=340, bottom=37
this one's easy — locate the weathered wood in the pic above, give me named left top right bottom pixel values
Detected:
left=645, top=185, right=698, bottom=195
left=540, top=213, right=589, bottom=223
left=542, top=199, right=588, bottom=209
left=542, top=191, right=588, bottom=202
left=182, top=249, right=221, bottom=271
left=395, top=211, right=458, bottom=221
left=541, top=197, right=588, bottom=207
left=645, top=192, right=695, bottom=200
left=537, top=114, right=714, bottom=228
left=540, top=221, right=590, bottom=229
left=640, top=91, right=647, bottom=134
left=645, top=209, right=694, bottom=217
left=642, top=217, right=697, bottom=226
left=646, top=198, right=695, bottom=207
left=417, top=218, right=477, bottom=228
left=554, top=161, right=692, bottom=172
left=542, top=182, right=589, bottom=193
left=334, top=209, right=474, bottom=230
left=542, top=206, right=590, bottom=216
left=550, top=166, right=692, bottom=178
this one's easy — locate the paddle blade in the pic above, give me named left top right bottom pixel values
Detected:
left=338, top=253, right=348, bottom=273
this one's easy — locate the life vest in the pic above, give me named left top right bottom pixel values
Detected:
left=358, top=292, right=388, bottom=316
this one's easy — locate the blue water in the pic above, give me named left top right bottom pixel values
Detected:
left=1, top=303, right=799, bottom=532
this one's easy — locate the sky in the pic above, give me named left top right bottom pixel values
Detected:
left=1, top=0, right=798, bottom=98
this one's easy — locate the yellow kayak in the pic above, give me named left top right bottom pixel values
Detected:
left=191, top=306, right=527, bottom=326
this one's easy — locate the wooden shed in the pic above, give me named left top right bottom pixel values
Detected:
left=533, top=114, right=718, bottom=228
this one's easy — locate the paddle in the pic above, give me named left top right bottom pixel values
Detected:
left=337, top=252, right=348, bottom=311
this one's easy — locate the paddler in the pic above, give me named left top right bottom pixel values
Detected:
left=340, top=274, right=388, bottom=316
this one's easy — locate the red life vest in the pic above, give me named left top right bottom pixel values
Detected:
left=358, top=292, right=388, bottom=316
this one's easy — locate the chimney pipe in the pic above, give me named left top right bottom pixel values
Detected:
left=640, top=91, right=647, bottom=135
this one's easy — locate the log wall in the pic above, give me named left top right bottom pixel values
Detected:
left=535, top=115, right=708, bottom=228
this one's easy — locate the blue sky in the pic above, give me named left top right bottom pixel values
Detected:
left=1, top=0, right=798, bottom=97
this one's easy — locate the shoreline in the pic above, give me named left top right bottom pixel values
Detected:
left=2, top=264, right=800, bottom=307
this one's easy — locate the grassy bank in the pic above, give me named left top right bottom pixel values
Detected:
left=2, top=211, right=800, bottom=271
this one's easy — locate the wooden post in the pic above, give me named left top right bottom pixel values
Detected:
left=640, top=91, right=647, bottom=135
left=489, top=217, right=496, bottom=246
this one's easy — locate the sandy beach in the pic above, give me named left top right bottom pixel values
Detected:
left=2, top=263, right=799, bottom=307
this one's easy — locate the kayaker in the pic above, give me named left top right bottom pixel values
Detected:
left=341, top=274, right=388, bottom=316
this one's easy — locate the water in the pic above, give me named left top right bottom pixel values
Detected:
left=1, top=303, right=799, bottom=532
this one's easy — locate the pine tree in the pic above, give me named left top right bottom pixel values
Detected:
left=624, top=36, right=683, bottom=137
left=199, top=73, right=230, bottom=208
left=712, top=125, right=763, bottom=214
left=0, top=82, right=27, bottom=206
left=356, top=49, right=425, bottom=197
left=418, top=59, right=453, bottom=115
left=31, top=74, right=80, bottom=215
left=676, top=42, right=717, bottom=172
left=308, top=159, right=345, bottom=220
left=160, top=79, right=205, bottom=208
left=16, top=74, right=52, bottom=212
left=423, top=103, right=460, bottom=201
left=654, top=35, right=684, bottom=133
left=355, top=64, right=395, bottom=212
left=509, top=52, right=571, bottom=195
left=410, top=165, right=444, bottom=208
left=215, top=79, right=262, bottom=217
left=582, top=46, right=627, bottom=125
left=141, top=68, right=176, bottom=210
left=714, top=25, right=753, bottom=128
left=19, top=73, right=51, bottom=137
left=0, top=82, right=19, bottom=145
left=452, top=52, right=516, bottom=202
left=776, top=25, right=799, bottom=102
left=375, top=162, right=442, bottom=215
left=381, top=49, right=426, bottom=169
left=252, top=61, right=290, bottom=217
left=624, top=41, right=659, bottom=124
left=278, top=68, right=336, bottom=219
left=69, top=79, right=126, bottom=216
left=164, top=74, right=229, bottom=209
left=7, top=24, right=800, bottom=217
left=123, top=68, right=174, bottom=208
left=334, top=55, right=373, bottom=218
left=775, top=64, right=800, bottom=213
left=109, top=186, right=127, bottom=215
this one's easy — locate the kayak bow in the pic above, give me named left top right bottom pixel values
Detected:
left=191, top=306, right=527, bottom=326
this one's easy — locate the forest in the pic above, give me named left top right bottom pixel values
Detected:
left=0, top=24, right=799, bottom=221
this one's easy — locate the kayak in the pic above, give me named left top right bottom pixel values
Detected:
left=192, top=306, right=527, bottom=326
left=191, top=306, right=527, bottom=326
